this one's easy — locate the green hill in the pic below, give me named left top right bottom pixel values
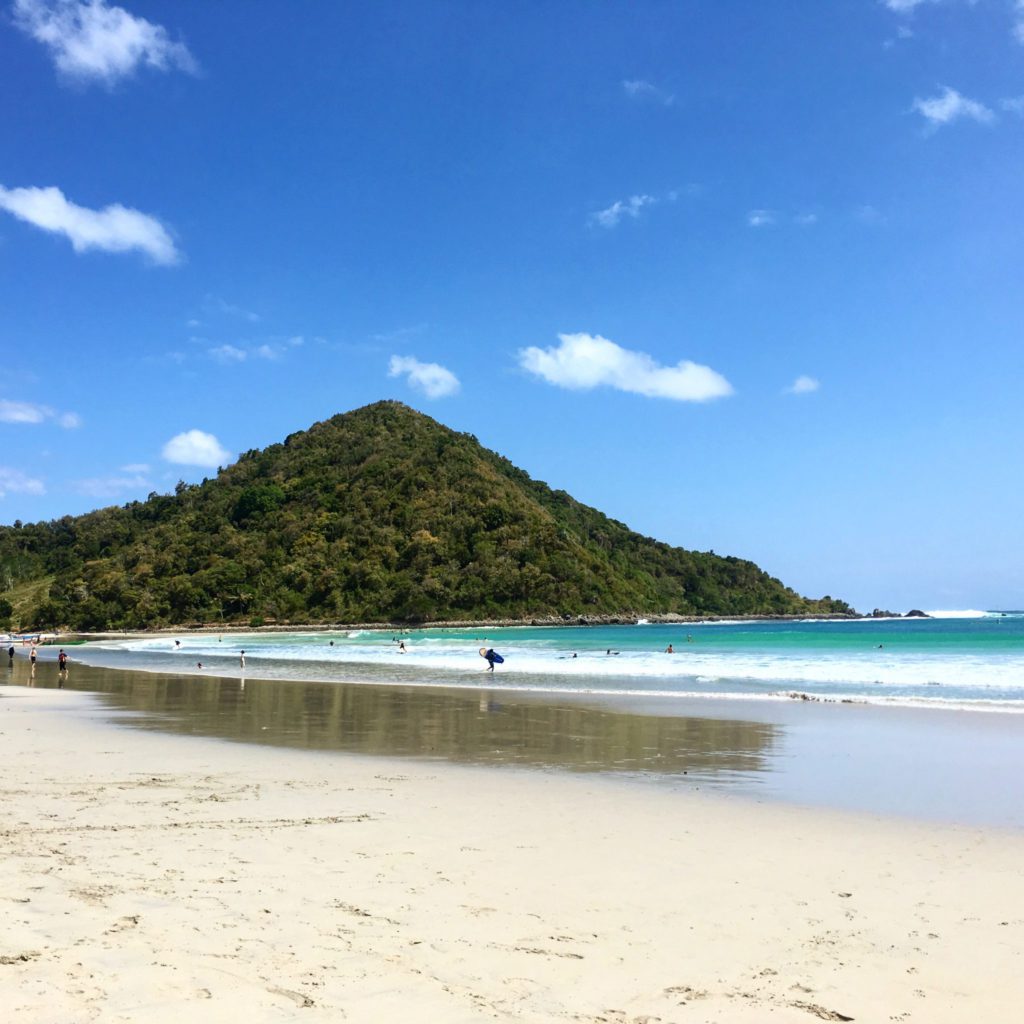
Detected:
left=0, top=401, right=852, bottom=630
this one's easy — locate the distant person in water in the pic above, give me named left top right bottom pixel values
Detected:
left=7, top=645, right=14, bottom=664
left=240, top=651, right=246, bottom=669
left=481, top=648, right=502, bottom=671
left=30, top=646, right=37, bottom=665
left=175, top=640, right=181, bottom=648
left=399, top=641, right=407, bottom=653
left=197, top=661, right=203, bottom=669
left=665, top=644, right=674, bottom=654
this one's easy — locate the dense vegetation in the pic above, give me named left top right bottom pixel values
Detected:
left=0, top=401, right=852, bottom=630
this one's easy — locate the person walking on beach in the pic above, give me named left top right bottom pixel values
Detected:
left=480, top=648, right=503, bottom=672
left=29, top=645, right=37, bottom=666
left=57, top=649, right=68, bottom=672
left=7, top=645, right=14, bottom=664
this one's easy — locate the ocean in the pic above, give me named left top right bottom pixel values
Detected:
left=77, top=611, right=1024, bottom=713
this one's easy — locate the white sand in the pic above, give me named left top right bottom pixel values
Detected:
left=2, top=687, right=1023, bottom=1023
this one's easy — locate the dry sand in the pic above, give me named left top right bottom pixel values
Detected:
left=2, top=686, right=1022, bottom=1023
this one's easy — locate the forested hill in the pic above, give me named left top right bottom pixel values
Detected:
left=0, top=401, right=852, bottom=630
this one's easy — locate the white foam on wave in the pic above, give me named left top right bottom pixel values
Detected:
left=90, top=634, right=1024, bottom=693
left=923, top=609, right=991, bottom=619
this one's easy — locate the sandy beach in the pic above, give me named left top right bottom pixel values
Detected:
left=3, top=685, right=1023, bottom=1023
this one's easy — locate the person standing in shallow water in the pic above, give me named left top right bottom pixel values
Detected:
left=240, top=651, right=246, bottom=669
left=57, top=649, right=68, bottom=672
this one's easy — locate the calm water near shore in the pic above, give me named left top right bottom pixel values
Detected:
left=6, top=653, right=1024, bottom=829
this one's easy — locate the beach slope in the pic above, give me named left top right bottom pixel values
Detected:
left=2, top=687, right=1022, bottom=1023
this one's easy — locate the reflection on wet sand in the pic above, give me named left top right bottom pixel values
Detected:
left=3, top=660, right=778, bottom=783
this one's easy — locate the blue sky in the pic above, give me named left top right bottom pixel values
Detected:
left=2, top=0, right=1023, bottom=612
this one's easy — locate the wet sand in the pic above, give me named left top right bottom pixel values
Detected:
left=9, top=656, right=1024, bottom=827
left=3, top=685, right=1024, bottom=1023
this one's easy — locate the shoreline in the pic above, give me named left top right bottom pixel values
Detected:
left=45, top=628, right=1024, bottom=719
left=10, top=658, right=1024, bottom=829
left=3, top=685, right=1023, bottom=1022
left=19, top=611, right=877, bottom=644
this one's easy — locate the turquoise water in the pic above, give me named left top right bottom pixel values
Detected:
left=79, top=612, right=1024, bottom=711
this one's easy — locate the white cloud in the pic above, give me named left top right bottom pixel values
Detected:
left=13, top=0, right=197, bottom=85
left=518, top=332, right=733, bottom=403
left=0, top=400, right=46, bottom=424
left=388, top=355, right=461, bottom=399
left=206, top=296, right=260, bottom=323
left=785, top=375, right=821, bottom=395
left=794, top=212, right=818, bottom=226
left=254, top=344, right=279, bottom=360
left=0, top=399, right=81, bottom=428
left=208, top=344, right=247, bottom=363
left=912, top=86, right=994, bottom=128
left=0, top=467, right=45, bottom=497
left=881, top=0, right=934, bottom=11
left=72, top=472, right=150, bottom=498
left=120, top=462, right=150, bottom=473
left=590, top=194, right=656, bottom=228
left=1001, top=95, right=1024, bottom=114
left=622, top=79, right=674, bottom=106
left=856, top=204, right=886, bottom=224
left=747, top=209, right=776, bottom=227
left=1016, top=1, right=1024, bottom=44
left=0, top=184, right=179, bottom=264
left=162, top=429, right=230, bottom=468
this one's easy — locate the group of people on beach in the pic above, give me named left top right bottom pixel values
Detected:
left=6, top=643, right=70, bottom=680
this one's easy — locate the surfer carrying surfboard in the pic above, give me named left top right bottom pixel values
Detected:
left=479, top=647, right=503, bottom=671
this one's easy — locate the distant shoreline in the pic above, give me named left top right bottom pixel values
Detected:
left=42, top=610, right=891, bottom=643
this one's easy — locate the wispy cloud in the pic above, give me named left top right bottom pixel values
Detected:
left=881, top=0, right=935, bottom=11
left=590, top=194, right=656, bottom=229
left=1001, top=95, right=1024, bottom=114
left=785, top=375, right=821, bottom=395
left=1016, top=1, right=1024, bottom=44
left=372, top=324, right=427, bottom=345
left=856, top=204, right=886, bottom=224
left=208, top=344, right=247, bottom=364
left=120, top=463, right=150, bottom=473
left=747, top=209, right=776, bottom=228
left=622, top=79, right=674, bottom=106
left=161, top=430, right=230, bottom=468
left=388, top=355, right=461, bottom=399
left=206, top=338, right=297, bottom=363
left=794, top=212, right=819, bottom=226
left=13, top=0, right=197, bottom=85
left=0, top=184, right=179, bottom=264
left=912, top=86, right=995, bottom=128
left=72, top=472, right=150, bottom=498
left=205, top=296, right=261, bottom=323
left=0, top=467, right=45, bottom=497
left=519, top=332, right=733, bottom=403
left=0, top=399, right=81, bottom=428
